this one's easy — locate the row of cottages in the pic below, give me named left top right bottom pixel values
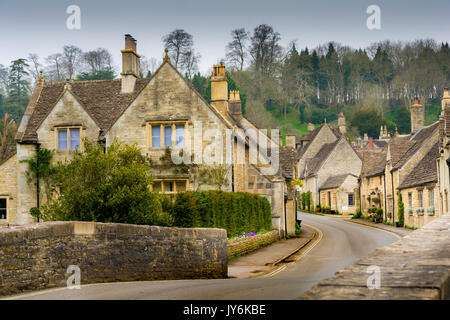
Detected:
left=0, top=35, right=297, bottom=236
left=436, top=88, right=450, bottom=218
left=297, top=113, right=363, bottom=214
left=359, top=95, right=446, bottom=229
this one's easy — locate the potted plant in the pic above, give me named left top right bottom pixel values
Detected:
left=316, top=205, right=321, bottom=212
left=386, top=211, right=392, bottom=219
left=375, top=208, right=383, bottom=223
left=427, top=206, right=435, bottom=216
left=416, top=207, right=424, bottom=216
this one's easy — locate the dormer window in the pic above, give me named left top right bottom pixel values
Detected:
left=56, top=127, right=81, bottom=150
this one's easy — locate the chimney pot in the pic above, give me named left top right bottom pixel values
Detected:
left=369, top=137, right=374, bottom=149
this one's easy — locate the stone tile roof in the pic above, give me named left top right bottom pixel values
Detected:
left=361, top=150, right=387, bottom=177
left=398, top=142, right=439, bottom=189
left=297, top=123, right=341, bottom=160
left=279, top=146, right=297, bottom=179
left=319, top=173, right=355, bottom=191
left=392, top=122, right=439, bottom=170
left=304, top=140, right=338, bottom=177
left=0, top=144, right=17, bottom=165
left=19, top=78, right=151, bottom=142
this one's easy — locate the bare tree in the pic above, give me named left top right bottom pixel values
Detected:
left=226, top=28, right=249, bottom=70
left=0, top=64, right=8, bottom=95
left=82, top=48, right=113, bottom=73
left=249, top=24, right=282, bottom=75
left=181, top=50, right=200, bottom=79
left=162, top=29, right=194, bottom=69
left=62, top=45, right=83, bottom=79
left=46, top=53, right=65, bottom=81
left=27, top=54, right=42, bottom=82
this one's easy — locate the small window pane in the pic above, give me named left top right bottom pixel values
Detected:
left=164, top=126, right=172, bottom=147
left=152, top=126, right=161, bottom=148
left=58, top=129, right=68, bottom=149
left=0, top=198, right=6, bottom=219
left=70, top=128, right=80, bottom=150
left=164, top=181, right=174, bottom=192
left=176, top=125, right=185, bottom=147
left=348, top=193, right=354, bottom=206
left=429, top=189, right=434, bottom=207
left=176, top=180, right=186, bottom=192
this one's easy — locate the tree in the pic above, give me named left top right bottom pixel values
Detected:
left=35, top=139, right=172, bottom=226
left=249, top=24, right=282, bottom=75
left=62, top=45, right=83, bottom=80
left=75, top=69, right=115, bottom=81
left=393, top=105, right=411, bottom=133
left=8, top=59, right=29, bottom=97
left=226, top=28, right=249, bottom=70
left=82, top=48, right=113, bottom=74
left=181, top=49, right=200, bottom=80
left=162, top=29, right=194, bottom=69
left=0, top=64, right=8, bottom=96
left=27, top=53, right=42, bottom=83
left=46, top=53, right=65, bottom=81
left=350, top=107, right=384, bottom=138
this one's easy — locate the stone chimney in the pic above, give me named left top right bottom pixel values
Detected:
left=228, top=90, right=242, bottom=118
left=121, top=34, right=140, bottom=93
left=411, top=96, right=424, bottom=133
left=338, top=112, right=346, bottom=134
left=307, top=122, right=314, bottom=132
left=369, top=137, right=374, bottom=149
left=442, top=87, right=450, bottom=111
left=210, top=63, right=228, bottom=118
left=285, top=134, right=296, bottom=148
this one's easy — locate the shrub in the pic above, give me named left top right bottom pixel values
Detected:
left=397, top=191, right=404, bottom=227
left=170, top=190, right=272, bottom=237
left=295, top=221, right=301, bottom=234
left=36, top=139, right=172, bottom=226
left=352, top=211, right=362, bottom=219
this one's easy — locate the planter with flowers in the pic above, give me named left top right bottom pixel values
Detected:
left=426, top=206, right=435, bottom=216
left=407, top=207, right=413, bottom=216
left=416, top=207, right=424, bottom=216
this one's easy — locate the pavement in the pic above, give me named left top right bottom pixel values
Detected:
left=5, top=212, right=398, bottom=300
left=345, top=217, right=413, bottom=237
left=228, top=225, right=315, bottom=279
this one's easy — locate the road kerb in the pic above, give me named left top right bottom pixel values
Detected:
left=345, top=219, right=402, bottom=239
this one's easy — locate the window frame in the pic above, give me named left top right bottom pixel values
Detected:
left=147, top=121, right=187, bottom=149
left=55, top=126, right=82, bottom=151
left=348, top=193, right=354, bottom=206
left=0, top=197, right=7, bottom=220
left=150, top=179, right=189, bottom=194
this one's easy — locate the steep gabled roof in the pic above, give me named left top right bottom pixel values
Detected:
left=303, top=140, right=339, bottom=177
left=18, top=78, right=150, bottom=142
left=398, top=142, right=439, bottom=189
left=0, top=144, right=16, bottom=166
left=392, top=122, right=439, bottom=170
left=361, top=149, right=387, bottom=177
left=319, top=173, right=357, bottom=191
left=297, top=123, right=341, bottom=160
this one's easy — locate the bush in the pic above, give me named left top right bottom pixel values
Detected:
left=295, top=221, right=301, bottom=234
left=170, top=190, right=272, bottom=237
left=397, top=192, right=404, bottom=227
left=352, top=211, right=362, bottom=219
left=37, top=139, right=172, bottom=226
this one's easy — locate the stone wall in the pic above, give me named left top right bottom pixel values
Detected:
left=227, top=230, right=280, bottom=258
left=0, top=221, right=227, bottom=296
left=0, top=154, right=18, bottom=226
left=299, top=215, right=450, bottom=300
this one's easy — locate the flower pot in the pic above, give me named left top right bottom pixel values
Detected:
left=395, top=222, right=400, bottom=228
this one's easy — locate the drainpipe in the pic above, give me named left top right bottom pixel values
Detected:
left=383, top=173, right=387, bottom=221
left=284, top=193, right=288, bottom=238
left=35, top=143, right=41, bottom=222
left=391, top=170, right=395, bottom=224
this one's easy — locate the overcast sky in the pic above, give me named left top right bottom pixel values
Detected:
left=0, top=0, right=448, bottom=74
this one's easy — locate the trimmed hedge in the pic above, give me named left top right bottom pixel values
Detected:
left=169, top=191, right=272, bottom=237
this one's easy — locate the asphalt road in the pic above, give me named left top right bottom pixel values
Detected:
left=8, top=213, right=399, bottom=300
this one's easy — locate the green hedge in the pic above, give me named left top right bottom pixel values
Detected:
left=169, top=190, right=272, bottom=237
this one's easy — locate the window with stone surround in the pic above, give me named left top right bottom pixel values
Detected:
left=428, top=188, right=434, bottom=207
left=56, top=127, right=81, bottom=150
left=348, top=193, right=354, bottom=206
left=150, top=179, right=188, bottom=194
left=147, top=121, right=186, bottom=148
left=418, top=189, right=424, bottom=208
left=0, top=198, right=6, bottom=219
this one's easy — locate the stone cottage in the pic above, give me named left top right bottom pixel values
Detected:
left=0, top=35, right=296, bottom=235
left=297, top=113, right=362, bottom=214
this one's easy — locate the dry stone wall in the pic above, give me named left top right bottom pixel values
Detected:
left=0, top=221, right=227, bottom=296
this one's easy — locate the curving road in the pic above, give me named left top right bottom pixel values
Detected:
left=7, top=213, right=399, bottom=300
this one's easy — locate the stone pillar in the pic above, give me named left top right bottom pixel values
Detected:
left=16, top=143, right=37, bottom=225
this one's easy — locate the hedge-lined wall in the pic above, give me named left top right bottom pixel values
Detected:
left=170, top=191, right=272, bottom=237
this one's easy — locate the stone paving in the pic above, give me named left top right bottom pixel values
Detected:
left=228, top=226, right=315, bottom=279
